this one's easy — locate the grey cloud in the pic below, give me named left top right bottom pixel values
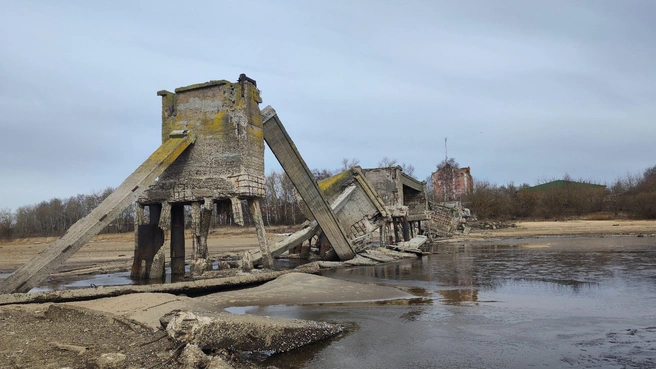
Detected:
left=1, top=0, right=655, bottom=210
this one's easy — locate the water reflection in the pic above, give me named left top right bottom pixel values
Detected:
left=253, top=238, right=656, bottom=369
left=22, top=257, right=304, bottom=293
left=324, top=238, right=656, bottom=306
left=438, top=288, right=478, bottom=305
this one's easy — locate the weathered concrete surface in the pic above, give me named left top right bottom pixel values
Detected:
left=178, top=344, right=210, bottom=369
left=143, top=77, right=264, bottom=203
left=166, top=310, right=345, bottom=354
left=248, top=198, right=273, bottom=269
left=395, top=235, right=428, bottom=250
left=68, top=292, right=221, bottom=328
left=0, top=131, right=196, bottom=294
left=262, top=106, right=355, bottom=261
left=199, top=272, right=414, bottom=308
left=316, top=167, right=390, bottom=248
left=363, top=166, right=429, bottom=221
left=359, top=248, right=419, bottom=263
left=0, top=267, right=313, bottom=306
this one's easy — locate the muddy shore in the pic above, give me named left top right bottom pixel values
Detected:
left=2, top=220, right=654, bottom=275
left=1, top=220, right=655, bottom=368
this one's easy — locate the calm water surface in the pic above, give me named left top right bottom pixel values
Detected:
left=246, top=237, right=656, bottom=368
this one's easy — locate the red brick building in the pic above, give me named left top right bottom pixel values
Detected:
left=431, top=165, right=473, bottom=202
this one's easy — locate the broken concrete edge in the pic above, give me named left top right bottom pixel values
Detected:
left=166, top=310, right=346, bottom=354
left=0, top=268, right=311, bottom=306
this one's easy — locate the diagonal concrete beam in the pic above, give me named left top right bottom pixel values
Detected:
left=0, top=131, right=196, bottom=294
left=261, top=106, right=355, bottom=260
left=250, top=185, right=356, bottom=264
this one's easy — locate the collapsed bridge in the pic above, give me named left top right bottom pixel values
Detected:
left=0, top=75, right=439, bottom=295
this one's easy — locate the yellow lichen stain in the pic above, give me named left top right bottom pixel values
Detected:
left=318, top=170, right=352, bottom=192
left=159, top=93, right=178, bottom=143
left=199, top=111, right=227, bottom=135
left=159, top=80, right=262, bottom=143
left=142, top=133, right=194, bottom=170
left=246, top=124, right=264, bottom=140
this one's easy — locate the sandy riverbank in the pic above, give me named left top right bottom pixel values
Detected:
left=447, top=219, right=656, bottom=242
left=2, top=220, right=655, bottom=275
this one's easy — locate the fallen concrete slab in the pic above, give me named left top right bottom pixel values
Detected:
left=67, top=292, right=222, bottom=328
left=198, top=272, right=414, bottom=308
left=0, top=267, right=313, bottom=306
left=166, top=310, right=345, bottom=354
left=395, top=235, right=428, bottom=250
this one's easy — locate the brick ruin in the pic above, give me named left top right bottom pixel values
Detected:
left=431, top=164, right=473, bottom=202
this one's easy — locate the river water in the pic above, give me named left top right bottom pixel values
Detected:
left=245, top=237, right=656, bottom=368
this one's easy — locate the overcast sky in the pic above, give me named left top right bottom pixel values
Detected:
left=1, top=0, right=655, bottom=210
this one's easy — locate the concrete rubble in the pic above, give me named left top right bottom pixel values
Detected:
left=423, top=201, right=473, bottom=239
left=93, top=353, right=126, bottom=369
left=166, top=310, right=345, bottom=354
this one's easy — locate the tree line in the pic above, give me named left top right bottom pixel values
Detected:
left=4, top=160, right=651, bottom=240
left=0, top=171, right=305, bottom=240
left=0, top=157, right=417, bottom=240
left=460, top=166, right=656, bottom=221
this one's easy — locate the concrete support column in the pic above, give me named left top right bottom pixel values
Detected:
left=393, top=218, right=400, bottom=243
left=199, top=198, right=213, bottom=259
left=131, top=203, right=146, bottom=278
left=170, top=204, right=186, bottom=276
left=402, top=216, right=410, bottom=242
left=231, top=197, right=244, bottom=226
left=262, top=106, right=354, bottom=260
left=149, top=203, right=162, bottom=225
left=191, top=202, right=202, bottom=260
left=147, top=203, right=165, bottom=280
left=248, top=198, right=273, bottom=269
left=379, top=224, right=388, bottom=247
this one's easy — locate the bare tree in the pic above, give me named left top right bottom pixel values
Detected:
left=0, top=208, right=13, bottom=240
left=312, top=168, right=333, bottom=181
left=437, top=157, right=459, bottom=170
left=401, top=163, right=415, bottom=178
left=378, top=157, right=398, bottom=168
left=340, top=157, right=360, bottom=171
